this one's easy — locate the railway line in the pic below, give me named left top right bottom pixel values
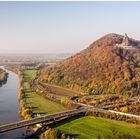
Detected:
left=1, top=75, right=139, bottom=133
left=1, top=102, right=140, bottom=133
left=0, top=106, right=96, bottom=133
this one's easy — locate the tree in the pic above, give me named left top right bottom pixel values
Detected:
left=120, top=106, right=128, bottom=113
left=61, top=133, right=66, bottom=139
left=41, top=128, right=58, bottom=139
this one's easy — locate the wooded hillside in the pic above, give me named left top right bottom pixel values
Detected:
left=39, top=33, right=140, bottom=96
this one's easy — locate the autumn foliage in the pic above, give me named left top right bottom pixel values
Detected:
left=0, top=69, right=8, bottom=84
left=39, top=33, right=140, bottom=97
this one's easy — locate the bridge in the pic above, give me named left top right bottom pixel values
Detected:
left=1, top=76, right=140, bottom=133
left=0, top=105, right=140, bottom=133
left=0, top=106, right=99, bottom=133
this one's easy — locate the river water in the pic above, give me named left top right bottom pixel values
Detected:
left=0, top=67, right=28, bottom=138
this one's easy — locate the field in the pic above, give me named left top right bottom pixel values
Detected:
left=23, top=69, right=37, bottom=82
left=40, top=82, right=80, bottom=97
left=54, top=116, right=140, bottom=139
left=23, top=69, right=67, bottom=116
left=22, top=70, right=140, bottom=139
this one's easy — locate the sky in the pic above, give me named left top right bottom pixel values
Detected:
left=0, top=1, right=140, bottom=54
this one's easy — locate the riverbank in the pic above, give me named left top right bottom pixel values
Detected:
left=0, top=68, right=8, bottom=85
left=18, top=69, right=68, bottom=136
left=16, top=68, right=140, bottom=139
left=4, top=65, right=20, bottom=74
left=19, top=69, right=67, bottom=117
left=0, top=67, right=28, bottom=138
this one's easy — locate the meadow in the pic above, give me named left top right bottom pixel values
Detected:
left=22, top=69, right=67, bottom=116
left=54, top=116, right=140, bottom=139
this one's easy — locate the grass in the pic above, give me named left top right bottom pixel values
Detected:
left=24, top=91, right=67, bottom=115
left=23, top=69, right=37, bottom=82
left=22, top=69, right=140, bottom=139
left=23, top=69, right=67, bottom=116
left=54, top=116, right=140, bottom=139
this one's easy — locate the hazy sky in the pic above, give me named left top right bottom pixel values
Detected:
left=0, top=1, right=140, bottom=54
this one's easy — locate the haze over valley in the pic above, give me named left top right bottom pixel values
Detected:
left=0, top=1, right=140, bottom=139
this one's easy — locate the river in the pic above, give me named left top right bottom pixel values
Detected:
left=0, top=67, right=29, bottom=138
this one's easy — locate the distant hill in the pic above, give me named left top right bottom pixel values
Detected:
left=39, top=33, right=140, bottom=96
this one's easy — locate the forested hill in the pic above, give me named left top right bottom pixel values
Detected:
left=39, top=33, right=140, bottom=96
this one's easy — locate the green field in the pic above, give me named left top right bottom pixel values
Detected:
left=22, top=69, right=140, bottom=139
left=23, top=69, right=67, bottom=116
left=54, top=116, right=140, bottom=139
left=23, top=69, right=37, bottom=82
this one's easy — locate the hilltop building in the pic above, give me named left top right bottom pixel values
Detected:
left=116, top=33, right=138, bottom=49
left=122, top=33, right=129, bottom=46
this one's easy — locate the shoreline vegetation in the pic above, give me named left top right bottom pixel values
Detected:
left=19, top=70, right=140, bottom=138
left=18, top=69, right=68, bottom=118
left=5, top=66, right=140, bottom=138
left=0, top=68, right=8, bottom=86
left=3, top=66, right=72, bottom=138
left=18, top=69, right=71, bottom=138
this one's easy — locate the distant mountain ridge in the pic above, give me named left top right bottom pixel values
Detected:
left=39, top=33, right=140, bottom=96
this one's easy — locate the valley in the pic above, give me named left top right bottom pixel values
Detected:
left=1, top=1, right=140, bottom=139
left=0, top=33, right=140, bottom=139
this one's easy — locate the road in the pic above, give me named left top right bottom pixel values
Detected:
left=0, top=107, right=97, bottom=133
left=33, top=79, right=140, bottom=117
left=1, top=69, right=139, bottom=134
left=108, top=110, right=140, bottom=118
left=1, top=103, right=140, bottom=133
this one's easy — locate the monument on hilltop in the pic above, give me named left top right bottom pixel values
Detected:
left=116, top=33, right=140, bottom=49
left=122, top=33, right=129, bottom=46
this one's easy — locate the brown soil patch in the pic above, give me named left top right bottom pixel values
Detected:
left=39, top=82, right=80, bottom=97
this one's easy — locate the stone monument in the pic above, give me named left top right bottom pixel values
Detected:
left=123, top=33, right=129, bottom=46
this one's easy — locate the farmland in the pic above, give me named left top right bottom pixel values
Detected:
left=39, top=82, right=80, bottom=97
